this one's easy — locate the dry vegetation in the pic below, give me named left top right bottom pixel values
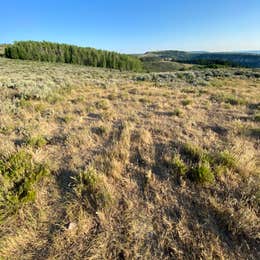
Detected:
left=0, top=57, right=259, bottom=259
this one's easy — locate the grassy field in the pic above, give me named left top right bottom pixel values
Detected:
left=0, top=57, right=259, bottom=259
left=142, top=60, right=194, bottom=72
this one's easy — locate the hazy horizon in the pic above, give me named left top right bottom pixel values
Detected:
left=2, top=40, right=260, bottom=55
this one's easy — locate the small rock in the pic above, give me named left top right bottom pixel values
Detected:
left=67, top=222, right=77, bottom=230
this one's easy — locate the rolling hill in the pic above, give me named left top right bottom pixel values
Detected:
left=140, top=50, right=260, bottom=68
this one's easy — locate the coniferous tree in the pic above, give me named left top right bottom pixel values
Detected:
left=5, top=41, right=143, bottom=71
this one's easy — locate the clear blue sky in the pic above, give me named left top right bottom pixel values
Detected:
left=1, top=0, right=260, bottom=53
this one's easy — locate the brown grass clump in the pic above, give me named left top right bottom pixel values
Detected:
left=74, top=166, right=114, bottom=210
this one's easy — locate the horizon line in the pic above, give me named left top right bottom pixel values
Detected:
left=1, top=40, right=259, bottom=55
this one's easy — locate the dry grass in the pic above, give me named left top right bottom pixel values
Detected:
left=0, top=57, right=259, bottom=259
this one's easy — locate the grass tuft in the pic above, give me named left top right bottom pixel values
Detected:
left=254, top=113, right=260, bottom=122
left=170, top=154, right=188, bottom=176
left=74, top=167, right=113, bottom=210
left=211, top=93, right=247, bottom=105
left=181, top=99, right=192, bottom=106
left=26, top=135, right=47, bottom=148
left=95, top=99, right=110, bottom=110
left=168, top=108, right=182, bottom=117
left=216, top=150, right=237, bottom=169
left=181, top=143, right=206, bottom=162
left=189, top=161, right=215, bottom=184
left=247, top=128, right=260, bottom=139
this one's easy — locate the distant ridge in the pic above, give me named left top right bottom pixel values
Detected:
left=238, top=50, right=260, bottom=55
left=140, top=50, right=260, bottom=68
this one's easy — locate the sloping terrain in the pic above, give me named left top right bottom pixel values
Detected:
left=142, top=60, right=194, bottom=72
left=0, top=58, right=259, bottom=259
left=141, top=50, right=260, bottom=68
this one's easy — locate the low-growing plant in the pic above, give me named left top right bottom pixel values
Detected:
left=34, top=103, right=47, bottom=113
left=139, top=97, right=151, bottom=103
left=92, top=125, right=108, bottom=137
left=19, top=98, right=31, bottom=108
left=59, top=115, right=73, bottom=124
left=46, top=94, right=64, bottom=104
left=181, top=87, right=196, bottom=94
left=181, top=99, right=192, bottom=106
left=181, top=143, right=206, bottom=162
left=0, top=150, right=49, bottom=222
left=168, top=108, right=182, bottom=117
left=170, top=154, right=188, bottom=176
left=107, top=93, right=118, bottom=100
left=254, top=113, right=260, bottom=122
left=216, top=150, right=237, bottom=170
left=74, top=167, right=112, bottom=210
left=189, top=161, right=214, bottom=184
left=0, top=126, right=13, bottom=135
left=210, top=79, right=223, bottom=88
left=210, top=93, right=246, bottom=106
left=26, top=135, right=47, bottom=148
left=247, top=128, right=260, bottom=139
left=176, top=73, right=184, bottom=79
left=95, top=99, right=110, bottom=110
left=225, top=95, right=246, bottom=105
left=215, top=165, right=228, bottom=176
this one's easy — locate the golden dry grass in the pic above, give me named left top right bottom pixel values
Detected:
left=0, top=58, right=259, bottom=259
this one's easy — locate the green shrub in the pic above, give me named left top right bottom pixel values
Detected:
left=215, top=165, right=228, bottom=176
left=75, top=167, right=112, bottom=210
left=169, top=108, right=182, bottom=117
left=176, top=73, right=184, bottom=79
left=181, top=99, right=192, bottom=106
left=59, top=115, right=73, bottom=124
left=189, top=161, right=214, bottom=183
left=225, top=96, right=246, bottom=105
left=210, top=93, right=246, bottom=106
left=46, top=94, right=64, bottom=104
left=181, top=87, right=196, bottom=94
left=247, top=128, right=260, bottom=139
left=0, top=151, right=49, bottom=222
left=210, top=93, right=225, bottom=103
left=19, top=98, right=31, bottom=108
left=0, top=126, right=13, bottom=135
left=26, top=135, right=47, bottom=148
left=254, top=113, right=260, bottom=122
left=170, top=154, right=188, bottom=176
left=95, top=100, right=110, bottom=110
left=139, top=97, right=150, bottom=103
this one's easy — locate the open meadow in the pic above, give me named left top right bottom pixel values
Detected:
left=0, top=57, right=259, bottom=259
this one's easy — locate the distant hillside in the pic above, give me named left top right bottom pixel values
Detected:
left=142, top=50, right=191, bottom=61
left=239, top=50, right=260, bottom=55
left=141, top=50, right=260, bottom=68
left=142, top=60, right=193, bottom=72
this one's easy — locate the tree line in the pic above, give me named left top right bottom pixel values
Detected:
left=5, top=41, right=143, bottom=71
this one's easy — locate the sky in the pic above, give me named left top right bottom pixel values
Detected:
left=1, top=0, right=260, bottom=53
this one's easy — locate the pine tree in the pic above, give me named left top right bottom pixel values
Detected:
left=5, top=41, right=143, bottom=71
